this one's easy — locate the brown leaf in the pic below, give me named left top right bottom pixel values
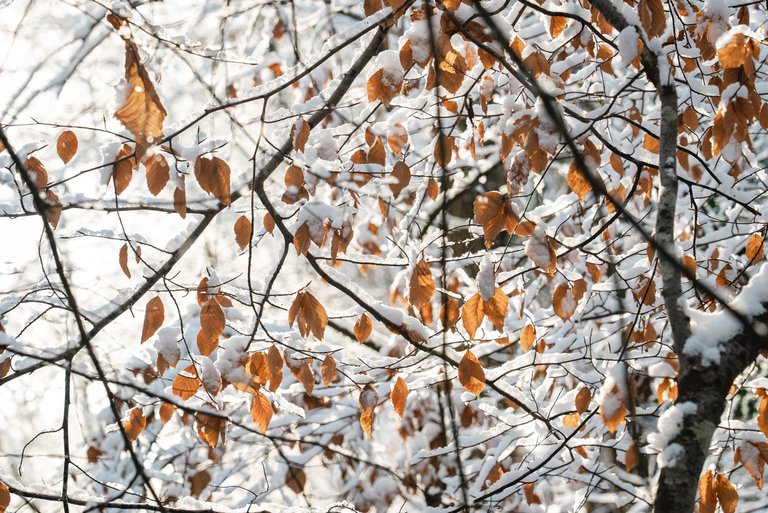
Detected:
left=482, top=287, right=508, bottom=331
left=746, top=233, right=764, bottom=263
left=141, top=296, right=164, bottom=343
left=354, top=313, right=373, bottom=342
left=321, top=355, right=337, bottom=386
left=391, top=376, right=408, bottom=418
left=718, top=32, right=758, bottom=69
left=387, top=123, right=408, bottom=156
left=198, top=299, right=225, bottom=355
left=299, top=361, right=315, bottom=395
left=389, top=160, right=411, bottom=198
left=112, top=144, right=136, bottom=195
left=638, top=0, right=666, bottom=38
left=285, top=467, right=307, bottom=495
left=267, top=345, right=284, bottom=392
left=575, top=387, right=591, bottom=414
left=562, top=412, right=581, bottom=428
left=43, top=189, right=62, bottom=229
left=359, top=383, right=378, bottom=437
left=194, top=156, right=231, bottom=205
left=263, top=212, right=276, bottom=234
left=567, top=161, right=591, bottom=201
left=145, top=153, right=169, bottom=196
left=288, top=291, right=327, bottom=340
left=715, top=473, right=738, bottom=513
left=409, top=261, right=435, bottom=308
left=173, top=365, right=200, bottom=399
left=251, top=389, right=273, bottom=433
left=523, top=482, right=541, bottom=504
left=174, top=185, right=187, bottom=218
left=56, top=130, right=78, bottom=164
left=196, top=410, right=223, bottom=449
left=550, top=16, right=567, bottom=37
left=367, top=68, right=401, bottom=107
left=159, top=402, right=174, bottom=424
left=234, top=215, right=252, bottom=251
left=293, top=222, right=311, bottom=256
left=458, top=350, right=485, bottom=396
left=119, top=243, right=131, bottom=278
left=439, top=297, right=460, bottom=331
left=292, top=118, right=310, bottom=152
left=625, top=442, right=639, bottom=472
left=108, top=14, right=166, bottom=161
left=553, top=284, right=577, bottom=320
left=124, top=407, right=146, bottom=441
left=600, top=382, right=627, bottom=433
left=462, top=292, right=484, bottom=339
left=0, top=480, right=9, bottom=513
left=434, top=133, right=454, bottom=169
left=699, top=471, right=717, bottom=513
left=520, top=324, right=535, bottom=352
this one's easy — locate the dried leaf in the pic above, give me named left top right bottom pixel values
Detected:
left=354, top=313, right=373, bottom=342
left=359, top=383, right=378, bottom=437
left=299, top=361, right=315, bottom=395
left=119, top=243, right=131, bottom=278
left=293, top=222, right=311, bottom=256
left=285, top=467, right=306, bottom=495
left=145, top=153, right=169, bottom=196
left=440, top=297, right=460, bottom=331
left=196, top=410, right=223, bottom=449
left=575, top=387, right=591, bottom=414
left=434, top=133, right=453, bottom=169
left=267, top=345, right=284, bottom=392
left=174, top=185, right=186, bottom=218
left=251, top=390, right=273, bottom=433
left=234, top=215, right=252, bottom=251
left=520, top=324, right=535, bottom=352
left=409, top=261, right=435, bottom=308
left=553, top=284, right=577, bottom=320
left=0, top=480, right=9, bottom=513
left=567, top=161, right=591, bottom=201
left=173, top=365, right=200, bottom=399
left=288, top=291, right=327, bottom=340
left=746, top=233, right=764, bottom=263
left=124, top=407, right=146, bottom=441
left=141, top=296, right=164, bottom=343
left=458, top=350, right=485, bottom=396
left=391, top=376, right=408, bottom=418
left=523, top=482, right=541, bottom=504
left=461, top=292, right=484, bottom=339
left=56, top=130, right=78, bottom=164
left=715, top=473, right=738, bottom=513
left=550, top=16, right=567, bottom=37
left=562, top=413, right=581, bottom=428
left=387, top=123, right=408, bottom=156
left=194, top=156, right=231, bottom=205
left=321, top=355, right=337, bottom=386
left=292, top=118, right=310, bottom=152
left=600, top=382, right=627, bottom=433
left=389, top=161, right=411, bottom=198
left=625, top=442, right=639, bottom=472
left=263, top=212, right=276, bottom=234
left=198, top=299, right=225, bottom=355
left=482, top=288, right=508, bottom=331
left=112, top=144, right=136, bottom=195
left=638, top=0, right=666, bottom=38
left=699, top=471, right=717, bottom=513
left=159, top=402, right=174, bottom=424
left=108, top=14, right=166, bottom=161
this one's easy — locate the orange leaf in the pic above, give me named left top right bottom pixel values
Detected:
left=715, top=473, right=738, bottom=513
left=292, top=118, right=310, bottom=152
left=520, top=324, right=535, bottom=352
left=482, top=287, right=508, bottom=331
left=458, top=350, right=485, bottom=396
left=389, top=160, right=411, bottom=198
left=746, top=233, right=764, bottom=263
left=159, top=402, right=174, bottom=424
left=523, top=482, right=541, bottom=504
left=409, top=261, right=435, bottom=308
left=234, top=215, right=253, bottom=251
left=638, top=0, right=666, bottom=38
left=718, top=32, right=759, bottom=69
left=439, top=297, right=460, bottom=331
left=293, top=222, right=311, bottom=256
left=119, top=243, right=131, bottom=278
left=461, top=292, right=484, bottom=339
left=145, top=153, right=169, bottom=196
left=600, top=382, right=627, bottom=433
left=698, top=471, right=717, bottom=513
left=112, top=144, right=136, bottom=195
left=550, top=16, right=567, bottom=37
left=625, top=442, right=639, bottom=472
left=56, top=130, right=78, bottom=164
left=42, top=189, right=62, bottom=229
left=173, top=186, right=186, bottom=218
left=426, top=178, right=439, bottom=200
left=198, top=299, right=225, bottom=355
left=387, top=123, right=408, bottom=156
left=299, top=361, right=315, bottom=395
left=321, top=355, right=337, bottom=386
left=562, top=413, right=580, bottom=428
left=251, top=389, right=273, bottom=433
left=263, top=212, right=276, bottom=234
left=141, top=296, right=164, bottom=343
left=354, top=313, right=373, bottom=342
left=567, top=161, right=591, bottom=201
left=124, top=407, right=146, bottom=441
left=25, top=156, right=48, bottom=190
left=173, top=365, right=200, bottom=399
left=0, top=480, right=9, bottom=513
left=194, top=156, right=231, bottom=205
left=434, top=133, right=454, bottom=169
left=108, top=14, right=166, bottom=161
left=575, top=387, right=591, bottom=414
left=288, top=291, right=327, bottom=340
left=359, top=383, right=378, bottom=437
left=267, top=345, right=284, bottom=392
left=196, top=410, right=223, bottom=449
left=391, top=376, right=408, bottom=418
left=553, top=284, right=577, bottom=320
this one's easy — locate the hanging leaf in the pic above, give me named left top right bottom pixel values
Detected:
left=520, top=324, right=535, bottom=352
left=124, top=407, right=146, bottom=441
left=391, top=377, right=408, bottom=418
left=293, top=222, right=311, bottom=256
left=194, top=156, right=231, bottom=205
left=434, top=133, right=454, bottom=169
left=482, top=288, right=509, bottom=331
left=625, top=441, right=639, bottom=472
left=285, top=467, right=307, bottom=495
left=173, top=365, right=200, bottom=399
left=251, top=389, right=273, bottom=433
left=359, top=383, right=378, bottom=437
left=0, top=481, right=9, bottom=513
left=462, top=292, right=484, bottom=339
left=638, top=0, right=666, bottom=38
left=387, top=123, right=408, bottom=156
left=267, top=345, right=284, bottom=392
left=715, top=474, right=738, bottom=513
left=600, top=382, right=627, bottom=433
left=291, top=117, right=311, bottom=152
left=263, top=212, right=275, bottom=234
left=174, top=185, right=187, bottom=219
left=112, top=144, right=136, bottom=195
left=698, top=471, right=717, bottom=513
left=562, top=413, right=581, bottom=428
left=299, top=361, right=315, bottom=395
left=409, top=261, right=435, bottom=308
left=56, top=130, right=78, bottom=164
left=145, top=153, right=169, bottom=196
left=107, top=14, right=167, bottom=161
left=746, top=233, right=764, bottom=263
left=575, top=387, right=591, bottom=414
left=234, top=215, right=252, bottom=251
left=198, top=299, right=225, bottom=355
left=321, top=355, right=337, bottom=386
left=159, top=402, right=174, bottom=424
left=354, top=313, right=373, bottom=342
left=141, top=296, right=164, bottom=343
left=287, top=291, right=327, bottom=340
left=458, top=350, right=485, bottom=396
left=119, top=243, right=131, bottom=278
left=440, top=297, right=460, bottom=331
left=196, top=410, right=223, bottom=449
left=25, top=156, right=48, bottom=190
left=553, top=284, right=577, bottom=320
left=389, top=161, right=411, bottom=198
